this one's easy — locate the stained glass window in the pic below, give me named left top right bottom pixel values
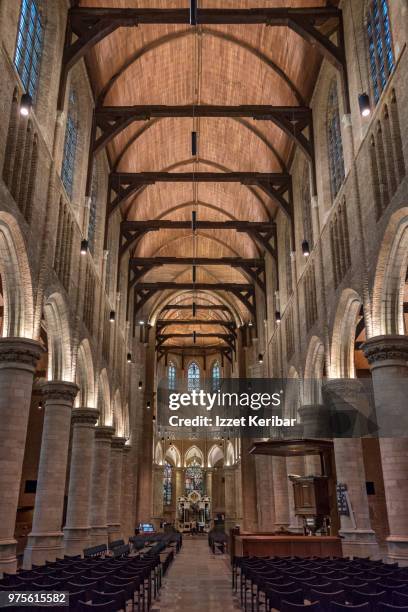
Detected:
left=187, top=362, right=200, bottom=391
left=163, top=461, right=172, bottom=505
left=88, top=162, right=98, bottom=255
left=168, top=361, right=176, bottom=390
left=367, top=0, right=394, bottom=104
left=61, top=89, right=78, bottom=199
left=15, top=0, right=44, bottom=102
left=327, top=81, right=345, bottom=200
left=212, top=361, right=220, bottom=390
left=185, top=465, right=204, bottom=495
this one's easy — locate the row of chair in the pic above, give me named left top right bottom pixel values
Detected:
left=0, top=541, right=176, bottom=611
left=232, top=555, right=408, bottom=611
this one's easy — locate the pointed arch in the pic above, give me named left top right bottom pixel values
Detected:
left=0, top=212, right=34, bottom=338
left=331, top=289, right=363, bottom=378
left=372, top=207, right=408, bottom=336
left=155, top=440, right=164, bottom=465
left=97, top=368, right=112, bottom=426
left=187, top=361, right=200, bottom=391
left=225, top=441, right=235, bottom=467
left=208, top=443, right=224, bottom=468
left=304, top=336, right=325, bottom=404
left=75, top=338, right=96, bottom=408
left=165, top=443, right=181, bottom=468
left=43, top=292, right=72, bottom=380
left=184, top=445, right=204, bottom=467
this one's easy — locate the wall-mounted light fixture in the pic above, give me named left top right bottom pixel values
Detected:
left=275, top=311, right=281, bottom=324
left=138, top=381, right=143, bottom=390
left=302, top=239, right=310, bottom=257
left=20, top=93, right=33, bottom=116
left=80, top=239, right=89, bottom=255
left=109, top=310, right=115, bottom=323
left=358, top=93, right=371, bottom=117
left=127, top=353, right=132, bottom=363
left=258, top=353, right=264, bottom=364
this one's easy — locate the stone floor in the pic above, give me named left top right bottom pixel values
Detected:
left=151, top=536, right=241, bottom=611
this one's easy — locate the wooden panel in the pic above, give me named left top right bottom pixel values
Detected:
left=234, top=535, right=342, bottom=558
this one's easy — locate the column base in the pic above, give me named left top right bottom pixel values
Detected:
left=63, top=527, right=91, bottom=557
left=339, top=529, right=380, bottom=559
left=90, top=526, right=108, bottom=547
left=23, top=532, right=64, bottom=569
left=386, top=536, right=408, bottom=566
left=107, top=524, right=121, bottom=543
left=0, top=539, right=18, bottom=575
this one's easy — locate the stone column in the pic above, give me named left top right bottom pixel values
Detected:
left=224, top=466, right=237, bottom=531
left=0, top=338, right=43, bottom=574
left=273, top=456, right=290, bottom=530
left=323, top=379, right=379, bottom=559
left=205, top=468, right=213, bottom=499
left=24, top=381, right=79, bottom=568
left=152, top=464, right=164, bottom=529
left=121, top=444, right=134, bottom=541
left=89, top=426, right=115, bottom=545
left=107, top=436, right=126, bottom=542
left=287, top=456, right=305, bottom=533
left=63, top=408, right=99, bottom=556
left=363, top=335, right=408, bottom=564
left=255, top=455, right=275, bottom=531
left=240, top=437, right=259, bottom=532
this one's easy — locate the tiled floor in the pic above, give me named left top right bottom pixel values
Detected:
left=152, top=536, right=241, bottom=611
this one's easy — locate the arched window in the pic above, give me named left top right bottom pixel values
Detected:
left=187, top=361, right=200, bottom=391
left=366, top=0, right=394, bottom=104
left=61, top=89, right=78, bottom=199
left=163, top=461, right=172, bottom=505
left=88, top=162, right=98, bottom=255
left=301, top=163, right=314, bottom=248
left=327, top=81, right=345, bottom=200
left=185, top=465, right=204, bottom=495
left=15, top=0, right=44, bottom=102
left=168, top=361, right=176, bottom=390
left=211, top=361, right=220, bottom=390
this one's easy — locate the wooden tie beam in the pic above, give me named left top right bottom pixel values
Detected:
left=108, top=172, right=292, bottom=231
left=120, top=219, right=277, bottom=261
left=157, top=345, right=233, bottom=364
left=156, top=332, right=236, bottom=351
left=128, top=256, right=266, bottom=292
left=133, top=282, right=255, bottom=323
left=87, top=105, right=316, bottom=195
left=156, top=319, right=237, bottom=333
left=58, top=6, right=349, bottom=113
left=160, top=304, right=230, bottom=312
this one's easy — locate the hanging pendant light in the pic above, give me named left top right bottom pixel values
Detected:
left=127, top=353, right=132, bottom=363
left=358, top=93, right=371, bottom=117
left=258, top=353, right=264, bottom=364
left=138, top=381, right=143, bottom=390
left=275, top=311, right=281, bottom=324
left=190, top=0, right=197, bottom=25
left=191, top=131, right=198, bottom=156
left=109, top=310, right=116, bottom=323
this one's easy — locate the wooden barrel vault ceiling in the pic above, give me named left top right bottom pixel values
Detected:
left=76, top=0, right=338, bottom=353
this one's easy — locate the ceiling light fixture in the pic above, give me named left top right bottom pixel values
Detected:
left=258, top=353, right=264, bottom=364
left=275, top=311, right=281, bottom=324
left=127, top=353, right=132, bottom=363
left=20, top=93, right=32, bottom=116
left=109, top=310, right=115, bottom=323
left=138, top=381, right=143, bottom=390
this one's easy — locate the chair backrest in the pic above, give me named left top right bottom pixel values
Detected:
left=378, top=605, right=408, bottom=612
left=76, top=601, right=116, bottom=611
left=330, top=603, right=370, bottom=610
left=281, top=602, right=321, bottom=612
left=353, top=590, right=387, bottom=606
left=310, top=589, right=345, bottom=605
left=394, top=592, right=408, bottom=606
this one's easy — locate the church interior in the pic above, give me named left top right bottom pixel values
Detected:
left=0, top=0, right=408, bottom=610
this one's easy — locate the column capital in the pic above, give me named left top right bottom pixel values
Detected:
left=71, top=408, right=99, bottom=426
left=363, top=335, right=408, bottom=366
left=41, top=381, right=79, bottom=403
left=94, top=425, right=115, bottom=441
left=0, top=337, right=44, bottom=369
left=111, top=436, right=127, bottom=451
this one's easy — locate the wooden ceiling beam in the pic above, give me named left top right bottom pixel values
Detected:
left=120, top=219, right=278, bottom=261
left=156, top=319, right=236, bottom=330
left=88, top=105, right=315, bottom=195
left=128, top=256, right=266, bottom=292
left=58, top=7, right=348, bottom=111
left=161, top=304, right=229, bottom=312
